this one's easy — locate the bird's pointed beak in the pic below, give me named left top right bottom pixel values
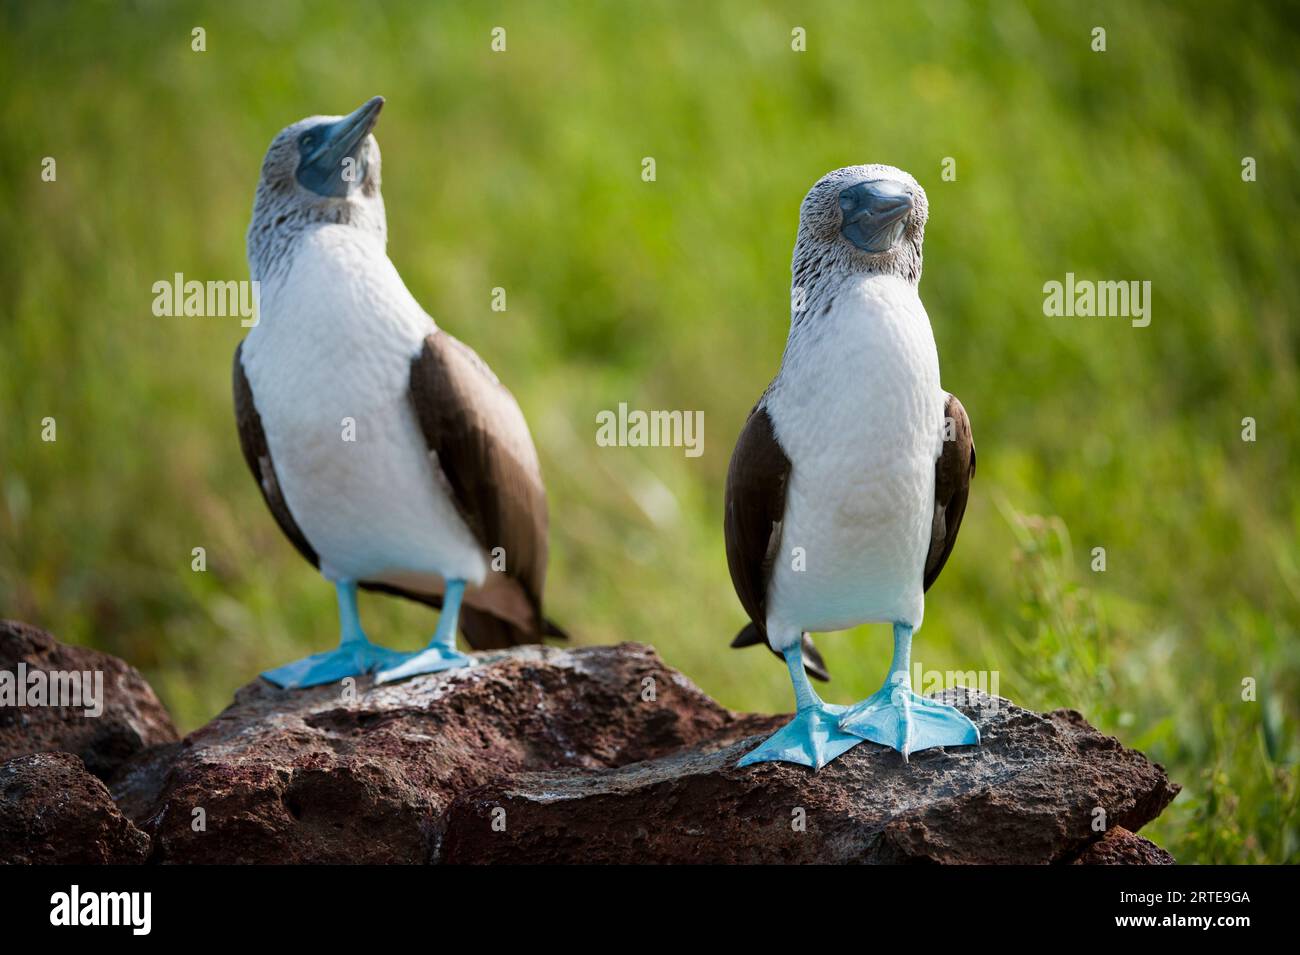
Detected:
left=298, top=96, right=385, bottom=197
left=312, top=96, right=384, bottom=167
left=839, top=180, right=913, bottom=253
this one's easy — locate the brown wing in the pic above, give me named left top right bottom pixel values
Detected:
left=395, top=330, right=560, bottom=648
left=233, top=342, right=319, bottom=569
left=724, top=404, right=790, bottom=635
left=723, top=402, right=829, bottom=680
left=924, top=393, right=976, bottom=591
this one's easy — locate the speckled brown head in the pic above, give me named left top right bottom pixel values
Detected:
left=790, top=164, right=929, bottom=322
left=247, top=97, right=388, bottom=282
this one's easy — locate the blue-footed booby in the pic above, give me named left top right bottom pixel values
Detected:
left=724, top=164, right=980, bottom=769
left=234, top=97, right=564, bottom=688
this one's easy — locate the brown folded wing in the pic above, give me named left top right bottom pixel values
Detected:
left=233, top=342, right=319, bottom=570
left=924, top=393, right=976, bottom=591
left=723, top=402, right=828, bottom=679
left=384, top=331, right=562, bottom=648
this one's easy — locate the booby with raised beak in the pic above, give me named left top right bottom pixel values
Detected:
left=234, top=97, right=564, bottom=688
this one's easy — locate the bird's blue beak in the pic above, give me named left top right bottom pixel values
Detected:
left=839, top=180, right=913, bottom=253
left=296, top=96, right=385, bottom=198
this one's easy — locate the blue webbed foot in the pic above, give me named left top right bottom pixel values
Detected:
left=837, top=686, right=977, bottom=758
left=738, top=700, right=866, bottom=770
left=374, top=644, right=473, bottom=684
left=736, top=639, right=868, bottom=770
left=262, top=580, right=408, bottom=689
left=261, top=640, right=408, bottom=689
left=836, top=622, right=980, bottom=760
left=838, top=680, right=979, bottom=759
left=374, top=578, right=473, bottom=684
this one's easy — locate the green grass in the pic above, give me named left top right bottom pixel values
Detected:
left=1, top=0, right=1297, bottom=863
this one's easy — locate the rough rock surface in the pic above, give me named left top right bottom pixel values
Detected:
left=440, top=688, right=1179, bottom=864
left=0, top=752, right=150, bottom=864
left=1072, top=826, right=1176, bottom=865
left=0, top=619, right=178, bottom=779
left=124, top=642, right=763, bottom=863
left=1, top=624, right=1179, bottom=864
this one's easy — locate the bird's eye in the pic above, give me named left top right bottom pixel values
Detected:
left=301, top=135, right=314, bottom=148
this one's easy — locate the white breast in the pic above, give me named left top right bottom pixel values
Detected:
left=763, top=273, right=944, bottom=646
left=240, top=225, right=487, bottom=586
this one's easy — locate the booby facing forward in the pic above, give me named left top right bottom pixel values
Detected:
left=724, top=164, right=980, bottom=769
left=235, top=97, right=563, bottom=688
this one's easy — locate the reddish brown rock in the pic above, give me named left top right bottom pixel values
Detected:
left=1073, top=826, right=1176, bottom=865
left=2, top=624, right=1179, bottom=864
left=0, top=752, right=150, bottom=864
left=440, top=688, right=1180, bottom=864
left=0, top=620, right=178, bottom=780
left=125, top=643, right=758, bottom=863
left=116, top=640, right=1177, bottom=864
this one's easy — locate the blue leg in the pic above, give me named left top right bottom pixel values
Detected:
left=374, top=579, right=474, bottom=684
left=262, top=581, right=409, bottom=688
left=837, top=622, right=980, bottom=759
left=737, top=641, right=868, bottom=770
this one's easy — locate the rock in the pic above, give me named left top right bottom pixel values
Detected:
left=0, top=620, right=178, bottom=780
left=0, top=752, right=150, bottom=864
left=1, top=623, right=1179, bottom=863
left=125, top=642, right=761, bottom=863
left=1072, top=826, right=1175, bottom=865
left=114, top=640, right=1177, bottom=864
left=108, top=740, right=183, bottom=826
left=440, top=689, right=1179, bottom=864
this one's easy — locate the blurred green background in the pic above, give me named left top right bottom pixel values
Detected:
left=1, top=0, right=1297, bottom=863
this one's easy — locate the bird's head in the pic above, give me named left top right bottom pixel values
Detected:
left=792, top=164, right=929, bottom=292
left=248, top=97, right=388, bottom=279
